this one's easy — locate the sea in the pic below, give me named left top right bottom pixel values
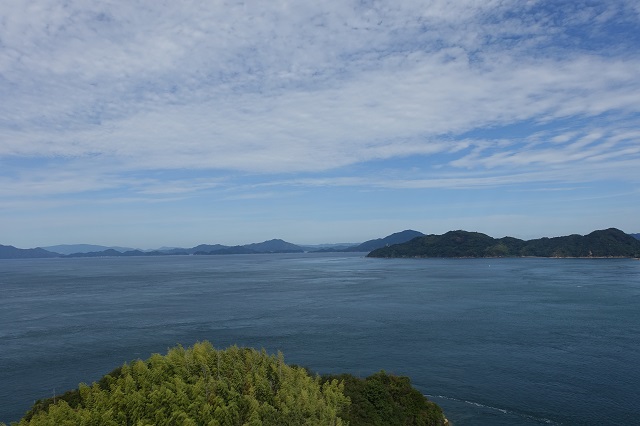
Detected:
left=1, top=253, right=639, bottom=425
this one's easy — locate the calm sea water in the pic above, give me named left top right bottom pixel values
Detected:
left=1, top=254, right=639, bottom=425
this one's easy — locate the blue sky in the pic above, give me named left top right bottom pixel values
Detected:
left=1, top=0, right=639, bottom=248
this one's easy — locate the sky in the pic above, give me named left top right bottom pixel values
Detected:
left=1, top=0, right=639, bottom=248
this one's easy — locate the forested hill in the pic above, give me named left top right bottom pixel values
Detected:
left=367, top=228, right=640, bottom=258
left=11, top=342, right=447, bottom=426
left=0, top=244, right=58, bottom=259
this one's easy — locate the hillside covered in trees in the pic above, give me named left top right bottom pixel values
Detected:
left=321, top=372, right=445, bottom=426
left=8, top=342, right=446, bottom=426
left=368, top=228, right=640, bottom=258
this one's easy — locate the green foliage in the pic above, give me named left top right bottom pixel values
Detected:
left=16, top=342, right=349, bottom=426
left=322, top=371, right=446, bottom=426
left=368, top=228, right=640, bottom=258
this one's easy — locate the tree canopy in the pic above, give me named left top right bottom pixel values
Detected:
left=9, top=342, right=447, bottom=426
left=14, top=342, right=348, bottom=426
left=322, top=372, right=446, bottom=426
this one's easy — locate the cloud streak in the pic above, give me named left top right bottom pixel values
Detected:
left=1, top=0, right=639, bottom=244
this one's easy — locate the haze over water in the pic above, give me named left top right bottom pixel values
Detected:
left=1, top=253, right=639, bottom=425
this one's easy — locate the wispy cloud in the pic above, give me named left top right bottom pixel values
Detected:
left=1, top=0, right=639, bottom=244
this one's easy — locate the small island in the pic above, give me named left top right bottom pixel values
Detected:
left=10, top=342, right=447, bottom=426
left=367, top=228, right=640, bottom=259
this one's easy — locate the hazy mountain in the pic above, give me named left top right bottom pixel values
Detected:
left=195, top=246, right=259, bottom=255
left=66, top=249, right=173, bottom=258
left=162, top=241, right=305, bottom=255
left=66, top=249, right=125, bottom=258
left=631, top=233, right=640, bottom=240
left=299, top=243, right=358, bottom=251
left=187, top=244, right=228, bottom=254
left=155, top=248, right=192, bottom=255
left=43, top=244, right=136, bottom=255
left=244, top=239, right=304, bottom=253
left=0, top=244, right=59, bottom=259
left=121, top=250, right=168, bottom=257
left=368, top=228, right=640, bottom=258
left=153, top=244, right=227, bottom=255
left=61, top=240, right=305, bottom=257
left=344, top=230, right=425, bottom=252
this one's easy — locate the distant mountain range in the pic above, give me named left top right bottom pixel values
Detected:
left=194, top=239, right=304, bottom=255
left=0, top=245, right=59, bottom=259
left=368, top=228, right=640, bottom=259
left=0, top=238, right=350, bottom=259
left=41, top=244, right=137, bottom=255
left=2, top=229, right=639, bottom=259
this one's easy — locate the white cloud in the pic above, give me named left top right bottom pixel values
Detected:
left=1, top=0, right=639, bottom=198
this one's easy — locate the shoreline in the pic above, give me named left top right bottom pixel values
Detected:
left=375, top=255, right=640, bottom=260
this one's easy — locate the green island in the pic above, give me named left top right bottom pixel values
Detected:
left=6, top=342, right=446, bottom=426
left=367, top=228, right=640, bottom=259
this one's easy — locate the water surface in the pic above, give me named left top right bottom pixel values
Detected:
left=1, top=254, right=639, bottom=424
